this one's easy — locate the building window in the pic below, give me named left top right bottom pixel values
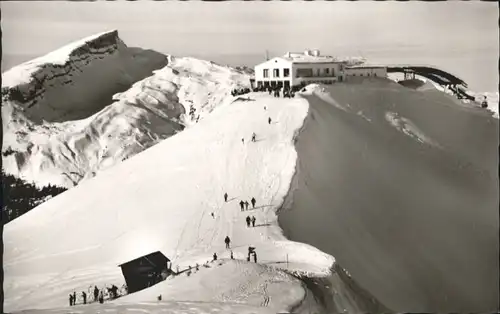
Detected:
left=296, top=68, right=313, bottom=77
left=331, top=68, right=335, bottom=76
left=273, top=69, right=280, bottom=78
left=284, top=68, right=290, bottom=77
left=325, top=68, right=330, bottom=75
left=263, top=69, right=269, bottom=78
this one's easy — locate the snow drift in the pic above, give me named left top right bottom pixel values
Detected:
left=3, top=93, right=334, bottom=313
left=2, top=32, right=252, bottom=188
left=280, top=79, right=499, bottom=313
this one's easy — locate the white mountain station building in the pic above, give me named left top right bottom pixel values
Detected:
left=253, top=49, right=387, bottom=90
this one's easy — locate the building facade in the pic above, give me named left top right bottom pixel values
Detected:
left=344, top=65, right=387, bottom=78
left=254, top=50, right=346, bottom=89
left=254, top=50, right=387, bottom=90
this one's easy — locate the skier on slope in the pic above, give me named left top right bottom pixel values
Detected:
left=211, top=212, right=215, bottom=218
left=244, top=201, right=249, bottom=211
left=251, top=216, right=256, bottom=227
left=82, top=291, right=87, bottom=304
left=230, top=251, right=234, bottom=259
left=69, top=294, right=73, bottom=306
left=213, top=252, right=218, bottom=261
left=239, top=200, right=245, bottom=211
left=251, top=197, right=256, bottom=208
left=268, top=117, right=272, bottom=124
left=252, top=133, right=256, bottom=142
left=246, top=216, right=251, bottom=227
left=242, top=138, right=245, bottom=144
left=224, top=192, right=228, bottom=202
left=73, top=292, right=77, bottom=305
left=225, top=236, right=231, bottom=249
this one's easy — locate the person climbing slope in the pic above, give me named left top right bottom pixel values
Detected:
left=246, top=216, right=251, bottom=227
left=239, top=200, right=245, bottom=211
left=69, top=294, right=73, bottom=306
left=225, top=236, right=231, bottom=249
left=73, top=292, right=76, bottom=305
left=82, top=291, right=87, bottom=304
left=224, top=192, right=228, bottom=202
left=244, top=201, right=249, bottom=211
left=251, top=197, right=256, bottom=208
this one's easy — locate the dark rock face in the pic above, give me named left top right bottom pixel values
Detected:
left=2, top=30, right=169, bottom=123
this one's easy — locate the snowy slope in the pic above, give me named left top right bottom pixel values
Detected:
left=2, top=49, right=252, bottom=188
left=3, top=93, right=334, bottom=313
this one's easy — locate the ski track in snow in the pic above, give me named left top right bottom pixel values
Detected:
left=385, top=111, right=442, bottom=147
left=4, top=93, right=334, bottom=313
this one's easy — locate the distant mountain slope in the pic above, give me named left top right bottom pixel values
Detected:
left=2, top=32, right=252, bottom=189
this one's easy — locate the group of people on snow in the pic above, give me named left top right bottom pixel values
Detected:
left=246, top=215, right=256, bottom=227
left=69, top=284, right=122, bottom=306
left=268, top=86, right=295, bottom=98
left=231, top=88, right=251, bottom=97
left=239, top=197, right=257, bottom=211
left=214, top=191, right=262, bottom=264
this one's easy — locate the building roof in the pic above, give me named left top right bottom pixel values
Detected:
left=280, top=52, right=339, bottom=64
left=118, top=251, right=170, bottom=267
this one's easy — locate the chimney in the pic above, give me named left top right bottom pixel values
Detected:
left=312, top=49, right=320, bottom=57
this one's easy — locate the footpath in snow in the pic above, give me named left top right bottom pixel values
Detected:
left=4, top=93, right=334, bottom=313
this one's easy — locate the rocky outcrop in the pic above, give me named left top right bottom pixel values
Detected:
left=2, top=30, right=169, bottom=123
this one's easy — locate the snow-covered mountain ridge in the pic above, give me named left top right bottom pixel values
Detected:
left=2, top=31, right=252, bottom=189
left=2, top=30, right=169, bottom=123
left=4, top=92, right=334, bottom=313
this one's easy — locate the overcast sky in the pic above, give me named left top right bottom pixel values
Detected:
left=1, top=1, right=498, bottom=90
left=2, top=1, right=497, bottom=55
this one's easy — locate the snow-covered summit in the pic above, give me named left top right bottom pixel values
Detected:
left=2, top=30, right=119, bottom=89
left=2, top=32, right=252, bottom=189
left=1, top=30, right=169, bottom=123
